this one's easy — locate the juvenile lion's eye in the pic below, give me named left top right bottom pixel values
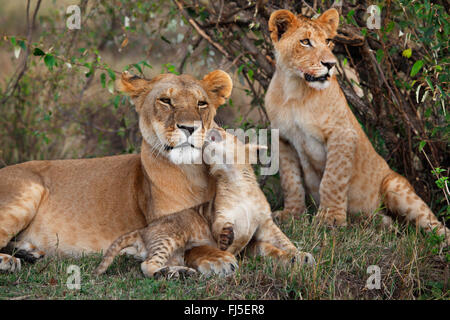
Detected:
left=198, top=101, right=208, bottom=109
left=159, top=98, right=172, bottom=106
left=300, top=39, right=312, bottom=47
left=326, top=39, right=333, bottom=46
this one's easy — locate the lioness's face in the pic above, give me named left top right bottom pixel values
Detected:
left=118, top=70, right=232, bottom=164
left=269, top=9, right=339, bottom=90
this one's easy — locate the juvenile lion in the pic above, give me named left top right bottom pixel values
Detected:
left=95, top=129, right=314, bottom=277
left=265, top=8, right=449, bottom=244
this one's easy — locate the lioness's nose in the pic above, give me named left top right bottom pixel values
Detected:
left=321, top=61, right=336, bottom=70
left=177, top=124, right=198, bottom=136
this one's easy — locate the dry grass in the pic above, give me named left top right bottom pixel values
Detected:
left=1, top=212, right=448, bottom=300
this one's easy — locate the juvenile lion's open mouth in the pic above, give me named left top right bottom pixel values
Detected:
left=304, top=73, right=330, bottom=82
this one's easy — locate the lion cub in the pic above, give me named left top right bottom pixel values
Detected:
left=94, top=207, right=238, bottom=278
left=203, top=128, right=314, bottom=266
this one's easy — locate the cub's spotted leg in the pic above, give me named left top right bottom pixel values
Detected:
left=140, top=236, right=191, bottom=278
left=0, top=169, right=46, bottom=272
left=382, top=172, right=450, bottom=246
left=185, top=245, right=238, bottom=277
left=316, top=129, right=357, bottom=227
left=247, top=219, right=315, bottom=267
left=272, top=139, right=306, bottom=223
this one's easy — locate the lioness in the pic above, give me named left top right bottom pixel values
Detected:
left=265, top=8, right=449, bottom=244
left=0, top=70, right=239, bottom=273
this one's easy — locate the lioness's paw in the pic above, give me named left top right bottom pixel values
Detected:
left=196, top=251, right=238, bottom=277
left=153, top=266, right=197, bottom=280
left=0, top=254, right=21, bottom=272
left=218, top=224, right=234, bottom=251
left=315, top=208, right=347, bottom=227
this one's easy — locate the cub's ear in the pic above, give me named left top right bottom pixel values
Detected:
left=316, top=8, right=339, bottom=37
left=202, top=70, right=233, bottom=107
left=269, top=10, right=298, bottom=42
left=116, top=71, right=151, bottom=99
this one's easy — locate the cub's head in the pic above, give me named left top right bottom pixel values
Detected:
left=269, top=8, right=339, bottom=90
left=203, top=128, right=266, bottom=175
left=118, top=70, right=232, bottom=164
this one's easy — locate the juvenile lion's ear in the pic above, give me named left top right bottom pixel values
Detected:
left=316, top=8, right=339, bottom=37
left=202, top=70, right=233, bottom=107
left=269, top=10, right=298, bottom=42
left=116, top=71, right=151, bottom=99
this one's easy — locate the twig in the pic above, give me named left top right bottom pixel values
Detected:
left=0, top=0, right=42, bottom=105
left=173, top=0, right=231, bottom=59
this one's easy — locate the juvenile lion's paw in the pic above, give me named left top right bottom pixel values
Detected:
left=0, top=254, right=21, bottom=272
left=218, top=224, right=234, bottom=251
left=315, top=208, right=347, bottom=227
left=153, top=266, right=197, bottom=280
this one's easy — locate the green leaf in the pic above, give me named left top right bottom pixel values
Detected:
left=402, top=48, right=412, bottom=59
left=376, top=49, right=384, bottom=63
left=44, top=54, right=56, bottom=71
left=418, top=140, right=426, bottom=152
left=33, top=48, right=45, bottom=56
left=100, top=73, right=106, bottom=88
left=410, top=60, right=424, bottom=77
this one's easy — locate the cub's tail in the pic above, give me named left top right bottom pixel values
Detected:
left=381, top=171, right=449, bottom=246
left=94, top=230, right=142, bottom=275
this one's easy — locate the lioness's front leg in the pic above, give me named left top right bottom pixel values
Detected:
left=247, top=219, right=315, bottom=266
left=316, top=129, right=357, bottom=227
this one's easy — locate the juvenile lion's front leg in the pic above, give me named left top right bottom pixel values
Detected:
left=316, top=129, right=357, bottom=227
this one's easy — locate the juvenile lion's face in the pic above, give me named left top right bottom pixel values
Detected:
left=269, top=9, right=339, bottom=90
left=118, top=70, right=232, bottom=164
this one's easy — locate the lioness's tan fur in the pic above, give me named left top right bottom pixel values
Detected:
left=0, top=70, right=239, bottom=273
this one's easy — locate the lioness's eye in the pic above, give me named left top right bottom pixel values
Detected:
left=300, top=39, right=311, bottom=47
left=326, top=39, right=333, bottom=46
left=198, top=101, right=208, bottom=109
left=159, top=98, right=172, bottom=106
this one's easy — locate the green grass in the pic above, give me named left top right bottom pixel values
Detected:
left=1, top=213, right=448, bottom=300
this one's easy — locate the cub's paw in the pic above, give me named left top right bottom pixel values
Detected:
left=315, top=208, right=347, bottom=227
left=153, top=266, right=197, bottom=280
left=218, top=224, right=234, bottom=251
left=0, top=254, right=21, bottom=272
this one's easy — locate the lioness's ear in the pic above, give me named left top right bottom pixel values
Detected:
left=316, top=8, right=339, bottom=37
left=202, top=70, right=233, bottom=107
left=116, top=71, right=151, bottom=99
left=269, top=10, right=298, bottom=42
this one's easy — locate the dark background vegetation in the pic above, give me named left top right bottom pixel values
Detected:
left=0, top=0, right=448, bottom=300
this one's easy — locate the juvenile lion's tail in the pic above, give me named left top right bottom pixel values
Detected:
left=381, top=171, right=449, bottom=245
left=94, top=230, right=142, bottom=275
